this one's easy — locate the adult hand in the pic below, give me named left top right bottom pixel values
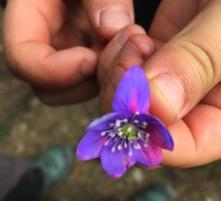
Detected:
left=99, top=0, right=221, bottom=168
left=3, top=0, right=134, bottom=104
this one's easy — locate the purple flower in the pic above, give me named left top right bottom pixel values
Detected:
left=76, top=65, right=174, bottom=178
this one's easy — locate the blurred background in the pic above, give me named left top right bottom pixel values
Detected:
left=0, top=10, right=221, bottom=201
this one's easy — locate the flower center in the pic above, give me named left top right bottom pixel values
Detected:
left=121, top=124, right=137, bottom=140
left=100, top=118, right=150, bottom=154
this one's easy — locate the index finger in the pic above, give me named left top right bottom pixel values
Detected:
left=3, top=0, right=97, bottom=89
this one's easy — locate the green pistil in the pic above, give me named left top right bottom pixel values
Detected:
left=121, top=124, right=137, bottom=140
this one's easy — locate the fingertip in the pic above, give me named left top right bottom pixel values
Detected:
left=83, top=0, right=134, bottom=39
left=98, top=24, right=146, bottom=81
left=39, top=47, right=98, bottom=89
left=110, top=33, right=155, bottom=85
left=118, top=33, right=155, bottom=65
left=6, top=42, right=98, bottom=90
left=97, top=7, right=133, bottom=39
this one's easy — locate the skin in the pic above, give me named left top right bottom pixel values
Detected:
left=98, top=0, right=221, bottom=167
left=3, top=0, right=134, bottom=104
left=3, top=0, right=221, bottom=168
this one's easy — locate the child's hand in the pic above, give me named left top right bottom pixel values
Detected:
left=98, top=0, right=221, bottom=169
left=3, top=0, right=133, bottom=105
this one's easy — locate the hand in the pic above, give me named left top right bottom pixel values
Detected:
left=3, top=0, right=134, bottom=104
left=98, top=0, right=221, bottom=168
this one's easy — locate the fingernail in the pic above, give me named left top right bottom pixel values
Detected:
left=99, top=7, right=131, bottom=28
left=151, top=74, right=185, bottom=117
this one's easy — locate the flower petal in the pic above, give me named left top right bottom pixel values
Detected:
left=77, top=130, right=108, bottom=160
left=100, top=138, right=135, bottom=178
left=87, top=112, right=131, bottom=132
left=135, top=114, right=174, bottom=150
left=112, top=65, right=150, bottom=114
left=87, top=112, right=118, bottom=131
left=132, top=143, right=162, bottom=167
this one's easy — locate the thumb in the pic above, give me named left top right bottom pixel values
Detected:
left=83, top=0, right=134, bottom=39
left=145, top=3, right=221, bottom=124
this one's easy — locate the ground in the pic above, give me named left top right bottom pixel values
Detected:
left=0, top=11, right=220, bottom=201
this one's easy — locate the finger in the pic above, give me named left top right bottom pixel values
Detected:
left=202, top=83, right=221, bottom=109
left=34, top=76, right=99, bottom=105
left=99, top=33, right=155, bottom=113
left=83, top=0, right=134, bottom=39
left=98, top=25, right=146, bottom=84
left=149, top=0, right=206, bottom=42
left=110, top=34, right=155, bottom=85
left=4, top=0, right=97, bottom=89
left=6, top=43, right=97, bottom=89
left=163, top=104, right=221, bottom=167
left=52, top=1, right=98, bottom=50
left=144, top=0, right=221, bottom=124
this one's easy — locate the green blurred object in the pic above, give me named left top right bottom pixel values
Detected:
left=130, top=184, right=175, bottom=201
left=36, top=144, right=74, bottom=188
left=0, top=124, right=8, bottom=139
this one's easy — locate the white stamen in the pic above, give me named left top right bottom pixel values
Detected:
left=123, top=119, right=128, bottom=123
left=141, top=122, right=148, bottom=128
left=109, top=132, right=116, bottom=138
left=140, top=133, right=149, bottom=141
left=137, top=132, right=142, bottom=138
left=142, top=133, right=150, bottom=140
left=133, top=142, right=141, bottom=150
left=144, top=143, right=148, bottom=148
left=118, top=144, right=122, bottom=150
left=109, top=123, right=115, bottom=127
left=118, top=131, right=123, bottom=137
left=115, top=119, right=122, bottom=127
left=134, top=119, right=139, bottom=124
left=111, top=146, right=116, bottom=153
left=146, top=133, right=150, bottom=138
left=100, top=131, right=107, bottom=136
left=123, top=141, right=128, bottom=149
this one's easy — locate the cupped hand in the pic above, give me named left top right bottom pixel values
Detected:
left=3, top=0, right=134, bottom=104
left=98, top=0, right=221, bottom=167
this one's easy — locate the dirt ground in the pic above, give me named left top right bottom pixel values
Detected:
left=0, top=11, right=221, bottom=201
